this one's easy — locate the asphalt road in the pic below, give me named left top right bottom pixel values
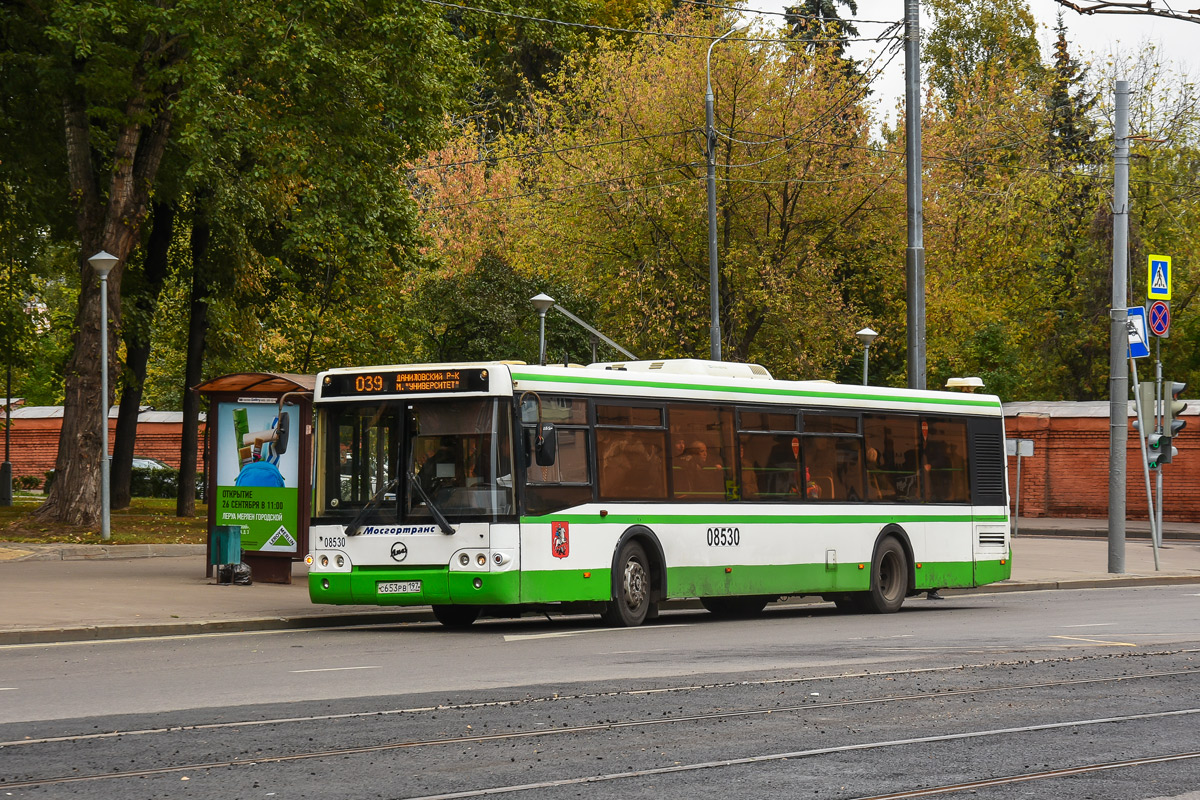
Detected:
left=2, top=585, right=1199, bottom=799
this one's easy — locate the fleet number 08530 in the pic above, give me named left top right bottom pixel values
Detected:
left=706, top=527, right=740, bottom=546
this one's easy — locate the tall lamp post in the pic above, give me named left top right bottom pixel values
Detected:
left=1, top=259, right=11, bottom=507
left=531, top=293, right=555, bottom=366
left=856, top=328, right=878, bottom=386
left=89, top=250, right=118, bottom=541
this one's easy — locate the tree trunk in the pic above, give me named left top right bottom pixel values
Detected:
left=112, top=202, right=174, bottom=509
left=177, top=206, right=211, bottom=518
left=36, top=77, right=173, bottom=527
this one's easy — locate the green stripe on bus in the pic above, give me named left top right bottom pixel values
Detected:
left=312, top=557, right=1010, bottom=607
left=521, top=513, right=1007, bottom=525
left=510, top=371, right=1001, bottom=409
left=521, top=558, right=1000, bottom=600
left=521, top=569, right=613, bottom=603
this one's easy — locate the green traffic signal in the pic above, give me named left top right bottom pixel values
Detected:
left=1148, top=433, right=1166, bottom=468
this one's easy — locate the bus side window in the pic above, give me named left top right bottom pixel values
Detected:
left=596, top=429, right=667, bottom=500
left=521, top=396, right=593, bottom=516
left=921, top=417, right=969, bottom=503
left=863, top=414, right=920, bottom=502
left=668, top=405, right=734, bottom=502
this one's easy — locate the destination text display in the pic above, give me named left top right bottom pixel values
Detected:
left=323, top=369, right=489, bottom=398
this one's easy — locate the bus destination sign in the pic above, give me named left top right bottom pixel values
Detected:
left=324, top=368, right=490, bottom=398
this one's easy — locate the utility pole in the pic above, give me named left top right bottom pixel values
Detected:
left=1108, top=81, right=1130, bottom=574
left=706, top=25, right=736, bottom=363
left=904, top=0, right=926, bottom=390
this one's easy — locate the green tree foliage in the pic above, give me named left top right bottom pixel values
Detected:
left=439, top=0, right=675, bottom=124
left=439, top=11, right=900, bottom=381
left=785, top=0, right=859, bottom=62
left=925, top=0, right=1042, bottom=110
left=409, top=251, right=597, bottom=364
left=1, top=0, right=471, bottom=525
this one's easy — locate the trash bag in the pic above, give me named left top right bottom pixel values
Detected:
left=217, top=561, right=253, bottom=586
left=231, top=561, right=253, bottom=586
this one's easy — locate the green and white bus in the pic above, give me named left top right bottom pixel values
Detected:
left=306, top=359, right=1010, bottom=627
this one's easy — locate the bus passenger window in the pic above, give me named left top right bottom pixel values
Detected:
left=668, top=405, right=734, bottom=501
left=597, top=429, right=667, bottom=500
left=863, top=415, right=920, bottom=502
left=521, top=397, right=592, bottom=516
left=801, top=435, right=864, bottom=502
left=920, top=418, right=969, bottom=503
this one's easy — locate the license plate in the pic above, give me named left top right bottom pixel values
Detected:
left=377, top=580, right=421, bottom=595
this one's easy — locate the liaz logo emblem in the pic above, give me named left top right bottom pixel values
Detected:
left=551, top=521, right=569, bottom=559
left=390, top=541, right=408, bottom=562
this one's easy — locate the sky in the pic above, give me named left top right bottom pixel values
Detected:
left=740, top=0, right=1198, bottom=127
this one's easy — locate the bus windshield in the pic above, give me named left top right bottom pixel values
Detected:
left=321, top=397, right=514, bottom=523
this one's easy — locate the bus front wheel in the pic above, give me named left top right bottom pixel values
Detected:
left=602, top=541, right=651, bottom=627
left=864, top=537, right=908, bottom=614
left=432, top=605, right=481, bottom=628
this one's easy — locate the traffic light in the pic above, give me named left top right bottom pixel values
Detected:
left=1148, top=432, right=1169, bottom=468
left=1166, top=381, right=1187, bottom=436
left=1135, top=381, right=1158, bottom=427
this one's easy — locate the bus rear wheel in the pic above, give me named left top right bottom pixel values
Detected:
left=864, top=537, right=908, bottom=614
left=432, top=605, right=481, bottom=628
left=700, top=596, right=769, bottom=617
left=602, top=541, right=651, bottom=627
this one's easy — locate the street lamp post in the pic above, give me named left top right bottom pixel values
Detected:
left=1, top=258, right=12, bottom=507
left=530, top=293, right=639, bottom=364
left=856, top=328, right=878, bottom=386
left=531, top=293, right=555, bottom=366
left=706, top=24, right=737, bottom=362
left=89, top=250, right=118, bottom=541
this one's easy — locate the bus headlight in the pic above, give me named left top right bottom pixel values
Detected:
left=335, top=555, right=345, bottom=568
left=476, top=553, right=487, bottom=566
left=320, top=555, right=329, bottom=567
left=459, top=553, right=471, bottom=566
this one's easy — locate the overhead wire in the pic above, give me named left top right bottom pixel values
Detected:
left=677, top=0, right=900, bottom=24
left=421, top=0, right=903, bottom=44
left=713, top=41, right=904, bottom=172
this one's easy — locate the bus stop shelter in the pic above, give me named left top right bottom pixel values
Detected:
left=195, top=373, right=315, bottom=584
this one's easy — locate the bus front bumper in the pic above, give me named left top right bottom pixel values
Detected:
left=309, top=567, right=520, bottom=606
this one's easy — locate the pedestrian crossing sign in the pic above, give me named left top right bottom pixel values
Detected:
left=1148, top=254, right=1171, bottom=300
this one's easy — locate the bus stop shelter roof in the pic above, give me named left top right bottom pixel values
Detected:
left=193, top=372, right=315, bottom=396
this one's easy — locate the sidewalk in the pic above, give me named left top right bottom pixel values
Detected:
left=2, top=522, right=1199, bottom=645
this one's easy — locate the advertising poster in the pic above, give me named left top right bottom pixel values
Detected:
left=213, top=400, right=300, bottom=553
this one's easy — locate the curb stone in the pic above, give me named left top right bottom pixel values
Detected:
left=0, top=542, right=205, bottom=562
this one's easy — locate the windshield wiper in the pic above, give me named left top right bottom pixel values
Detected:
left=406, top=472, right=455, bottom=535
left=344, top=476, right=400, bottom=536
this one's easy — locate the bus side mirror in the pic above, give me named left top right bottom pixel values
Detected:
left=273, top=412, right=290, bottom=455
left=535, top=423, right=557, bottom=466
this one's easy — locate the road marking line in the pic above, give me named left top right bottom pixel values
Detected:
left=290, top=666, right=381, bottom=673
left=1051, top=635, right=1137, bottom=647
left=504, top=624, right=686, bottom=642
left=1062, top=623, right=1117, bottom=628
left=0, top=687, right=16, bottom=691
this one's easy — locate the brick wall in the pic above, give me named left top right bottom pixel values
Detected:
left=1006, top=411, right=1198, bottom=522
left=1, top=416, right=206, bottom=484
